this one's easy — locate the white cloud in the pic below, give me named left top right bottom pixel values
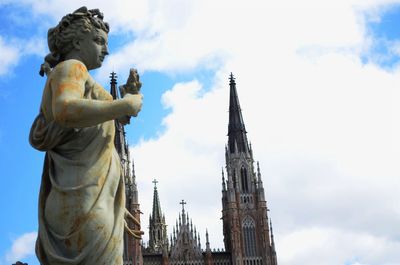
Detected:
left=5, top=232, right=37, bottom=264
left=0, top=36, right=46, bottom=77
left=126, top=1, right=400, bottom=264
left=132, top=79, right=227, bottom=248
left=0, top=0, right=151, bottom=33
left=132, top=50, right=400, bottom=263
left=277, top=227, right=400, bottom=265
left=4, top=0, right=400, bottom=264
left=0, top=37, right=20, bottom=76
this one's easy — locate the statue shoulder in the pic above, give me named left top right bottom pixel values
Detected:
left=51, top=59, right=89, bottom=83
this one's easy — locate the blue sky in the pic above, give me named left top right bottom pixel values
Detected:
left=1, top=1, right=400, bottom=265
left=363, top=4, right=400, bottom=68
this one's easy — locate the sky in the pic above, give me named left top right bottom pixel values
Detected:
left=0, top=0, right=400, bottom=265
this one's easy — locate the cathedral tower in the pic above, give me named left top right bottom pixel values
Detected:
left=221, top=74, right=277, bottom=265
left=148, top=179, right=168, bottom=253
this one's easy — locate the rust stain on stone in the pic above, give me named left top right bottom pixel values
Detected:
left=67, top=62, right=86, bottom=81
left=54, top=100, right=69, bottom=124
left=77, top=231, right=84, bottom=253
left=55, top=82, right=83, bottom=98
left=70, top=213, right=84, bottom=233
left=64, top=238, right=71, bottom=248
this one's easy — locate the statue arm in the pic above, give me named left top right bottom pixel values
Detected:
left=51, top=61, right=142, bottom=128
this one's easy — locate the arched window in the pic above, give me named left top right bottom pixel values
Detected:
left=242, top=216, right=257, bottom=257
left=241, top=166, right=249, bottom=193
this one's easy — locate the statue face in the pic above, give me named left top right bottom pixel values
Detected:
left=76, top=29, right=109, bottom=70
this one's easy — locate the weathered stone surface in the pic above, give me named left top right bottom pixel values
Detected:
left=30, top=6, right=143, bottom=265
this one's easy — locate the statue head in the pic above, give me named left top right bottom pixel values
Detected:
left=40, top=6, right=110, bottom=76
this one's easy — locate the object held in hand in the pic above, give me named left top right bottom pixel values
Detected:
left=119, top=68, right=142, bottom=96
left=119, top=68, right=142, bottom=124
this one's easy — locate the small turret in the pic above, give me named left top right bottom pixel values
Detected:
left=270, top=219, right=276, bottom=253
left=226, top=173, right=236, bottom=203
left=225, top=144, right=229, bottom=163
left=205, top=229, right=213, bottom=265
left=257, top=162, right=263, bottom=186
left=205, top=229, right=211, bottom=252
left=198, top=232, right=201, bottom=249
left=257, top=161, right=266, bottom=202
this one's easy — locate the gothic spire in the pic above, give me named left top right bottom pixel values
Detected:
left=228, top=73, right=249, bottom=154
left=151, top=179, right=162, bottom=221
left=148, top=179, right=168, bottom=254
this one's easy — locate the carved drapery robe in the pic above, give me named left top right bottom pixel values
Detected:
left=30, top=60, right=125, bottom=265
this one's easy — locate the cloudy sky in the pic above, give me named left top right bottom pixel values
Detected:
left=1, top=0, right=400, bottom=264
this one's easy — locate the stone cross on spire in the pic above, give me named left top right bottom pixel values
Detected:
left=179, top=200, right=187, bottom=225
left=179, top=200, right=186, bottom=212
left=152, top=179, right=158, bottom=188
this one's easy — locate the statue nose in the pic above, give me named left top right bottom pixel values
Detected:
left=103, top=45, right=109, bottom=56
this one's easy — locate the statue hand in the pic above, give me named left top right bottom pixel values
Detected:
left=117, top=115, right=131, bottom=125
left=123, top=93, right=143, bottom=117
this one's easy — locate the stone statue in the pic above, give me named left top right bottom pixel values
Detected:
left=29, top=7, right=143, bottom=265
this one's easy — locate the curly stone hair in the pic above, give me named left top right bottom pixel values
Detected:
left=39, top=6, right=109, bottom=76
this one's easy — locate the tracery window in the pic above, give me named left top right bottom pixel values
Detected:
left=242, top=216, right=257, bottom=256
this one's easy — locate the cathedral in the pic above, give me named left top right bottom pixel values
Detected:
left=110, top=73, right=278, bottom=265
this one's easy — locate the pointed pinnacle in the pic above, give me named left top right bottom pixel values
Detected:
left=229, top=72, right=235, bottom=84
